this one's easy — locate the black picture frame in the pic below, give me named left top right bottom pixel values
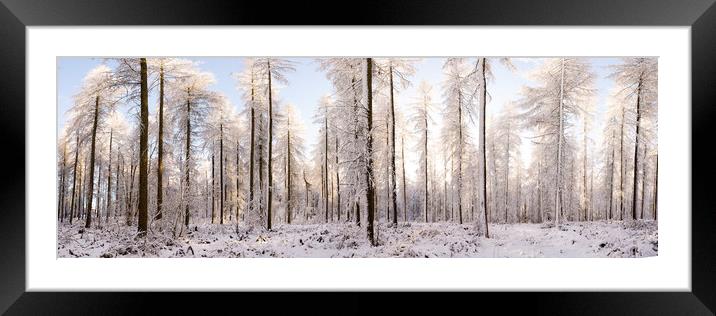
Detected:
left=1, top=0, right=713, bottom=314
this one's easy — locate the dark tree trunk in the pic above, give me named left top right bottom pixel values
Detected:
left=84, top=95, right=101, bottom=229
left=105, top=129, right=113, bottom=222
left=236, top=139, right=240, bottom=224
left=127, top=161, right=136, bottom=226
left=479, top=58, right=490, bottom=237
left=388, top=64, right=398, bottom=225
left=457, top=90, right=463, bottom=225
left=401, top=136, right=407, bottom=222
left=156, top=64, right=165, bottom=221
left=364, top=58, right=376, bottom=246
left=640, top=144, right=648, bottom=220
left=184, top=86, right=192, bottom=228
left=58, top=143, right=67, bottom=222
left=69, top=131, right=80, bottom=224
left=114, top=150, right=120, bottom=219
left=324, top=111, right=329, bottom=224
left=211, top=144, right=215, bottom=223
left=653, top=154, right=658, bottom=220
left=249, top=76, right=256, bottom=216
left=335, top=136, right=340, bottom=222
left=138, top=58, right=149, bottom=234
left=608, top=132, right=616, bottom=220
left=631, top=73, right=643, bottom=221
left=504, top=117, right=510, bottom=224
left=287, top=129, right=292, bottom=224
left=385, top=120, right=390, bottom=223
left=220, top=123, right=225, bottom=224
left=267, top=60, right=274, bottom=230
left=619, top=106, right=626, bottom=221
left=423, top=101, right=429, bottom=224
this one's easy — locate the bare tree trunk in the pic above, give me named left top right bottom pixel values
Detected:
left=364, top=58, right=376, bottom=246
left=105, top=129, right=113, bottom=223
left=608, top=131, right=616, bottom=220
left=58, top=142, right=67, bottom=222
left=220, top=123, right=225, bottom=224
left=287, top=122, right=292, bottom=224
left=335, top=136, right=340, bottom=222
left=555, top=58, right=565, bottom=227
left=653, top=154, right=658, bottom=220
left=211, top=144, right=215, bottom=223
left=69, top=131, right=80, bottom=224
left=138, top=58, right=149, bottom=234
left=184, top=86, right=192, bottom=228
left=115, top=150, right=120, bottom=219
left=236, top=139, right=241, bottom=224
left=249, top=75, right=256, bottom=217
left=401, top=136, right=407, bottom=223
left=388, top=64, right=398, bottom=225
left=478, top=58, right=490, bottom=237
left=84, top=95, right=101, bottom=229
left=639, top=144, right=647, bottom=220
left=505, top=117, right=510, bottom=224
left=619, top=106, right=626, bottom=221
left=582, top=114, right=588, bottom=221
left=324, top=112, right=329, bottom=224
left=457, top=89, right=463, bottom=225
left=537, top=158, right=542, bottom=223
left=631, top=72, right=644, bottom=221
left=156, top=64, right=165, bottom=221
left=267, top=59, right=274, bottom=230
left=423, top=98, right=429, bottom=225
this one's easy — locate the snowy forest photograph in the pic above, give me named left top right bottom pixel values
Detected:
left=56, top=57, right=658, bottom=258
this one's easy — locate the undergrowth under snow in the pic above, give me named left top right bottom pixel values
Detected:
left=57, top=220, right=657, bottom=258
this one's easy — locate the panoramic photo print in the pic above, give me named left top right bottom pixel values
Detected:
left=56, top=57, right=658, bottom=258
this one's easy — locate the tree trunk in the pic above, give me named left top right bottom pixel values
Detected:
left=324, top=112, right=329, bottom=224
left=631, top=72, right=643, bottom=221
left=619, top=106, right=626, bottom=221
left=105, top=129, right=113, bottom=223
left=267, top=59, right=274, bottom=230
left=138, top=58, right=149, bottom=234
left=555, top=58, right=565, bottom=227
left=479, top=58, right=490, bottom=237
left=402, top=136, right=407, bottom=223
left=84, top=94, right=101, bottom=229
left=385, top=120, right=390, bottom=223
left=505, top=117, right=510, bottom=224
left=211, top=143, right=216, bottom=223
left=654, top=154, right=658, bottom=220
left=156, top=64, right=165, bottom=221
left=184, top=86, right=192, bottom=228
left=639, top=144, right=647, bottom=220
left=389, top=64, right=398, bottom=225
left=608, top=131, right=616, bottom=220
left=537, top=158, right=542, bottom=223
left=364, top=58, right=376, bottom=246
left=58, top=142, right=67, bottom=222
left=220, top=123, right=225, bottom=224
left=69, top=131, right=80, bottom=224
left=249, top=75, right=256, bottom=216
left=457, top=90, right=463, bottom=225
left=335, top=136, right=340, bottom=222
left=287, top=121, right=292, bottom=224
left=236, top=139, right=241, bottom=224
left=115, top=150, right=120, bottom=219
left=582, top=114, right=588, bottom=221
left=423, top=97, right=429, bottom=225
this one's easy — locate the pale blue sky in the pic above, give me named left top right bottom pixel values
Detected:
left=57, top=57, right=619, bottom=171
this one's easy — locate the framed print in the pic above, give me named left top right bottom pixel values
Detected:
left=1, top=0, right=714, bottom=314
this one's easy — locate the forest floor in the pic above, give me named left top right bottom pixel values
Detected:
left=57, top=219, right=657, bottom=258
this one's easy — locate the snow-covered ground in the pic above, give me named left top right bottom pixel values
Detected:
left=57, top=220, right=657, bottom=258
